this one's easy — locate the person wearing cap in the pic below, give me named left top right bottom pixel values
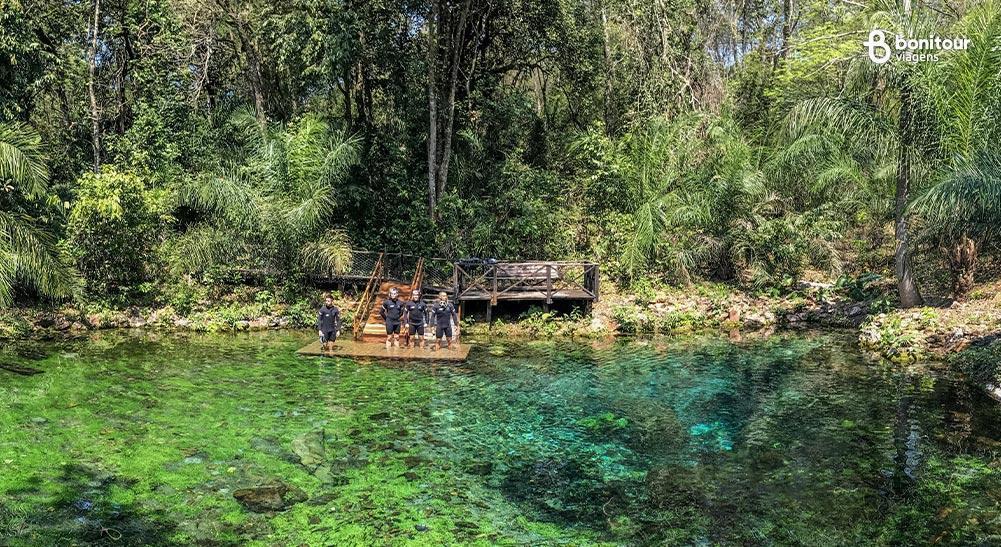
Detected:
left=431, top=291, right=459, bottom=350
left=403, top=289, right=428, bottom=349
left=380, top=287, right=405, bottom=348
left=316, top=293, right=341, bottom=351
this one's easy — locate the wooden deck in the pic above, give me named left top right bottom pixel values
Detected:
left=297, top=340, right=471, bottom=362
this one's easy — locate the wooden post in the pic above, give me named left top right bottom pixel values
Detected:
left=491, top=265, right=498, bottom=306
left=546, top=264, right=553, bottom=305
left=593, top=264, right=600, bottom=302
left=486, top=301, right=492, bottom=325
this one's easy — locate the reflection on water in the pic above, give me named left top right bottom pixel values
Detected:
left=1, top=330, right=999, bottom=545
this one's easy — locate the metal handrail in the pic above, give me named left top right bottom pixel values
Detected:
left=352, top=252, right=385, bottom=340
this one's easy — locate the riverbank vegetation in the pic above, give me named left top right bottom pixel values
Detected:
left=2, top=0, right=1001, bottom=364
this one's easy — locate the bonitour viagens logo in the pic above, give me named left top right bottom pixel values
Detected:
left=864, top=29, right=971, bottom=63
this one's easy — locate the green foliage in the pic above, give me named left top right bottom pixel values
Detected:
left=578, top=412, right=628, bottom=434
left=0, top=123, right=74, bottom=306
left=67, top=168, right=166, bottom=300
left=167, top=113, right=357, bottom=279
left=834, top=273, right=884, bottom=301
left=2, top=0, right=1001, bottom=307
left=950, top=340, right=1001, bottom=386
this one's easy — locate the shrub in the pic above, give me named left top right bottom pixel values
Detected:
left=67, top=168, right=168, bottom=301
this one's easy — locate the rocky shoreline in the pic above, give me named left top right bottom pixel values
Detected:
left=0, top=305, right=311, bottom=340
left=4, top=283, right=1000, bottom=378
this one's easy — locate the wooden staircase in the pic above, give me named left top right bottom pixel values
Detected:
left=353, top=256, right=425, bottom=342
left=360, top=281, right=417, bottom=341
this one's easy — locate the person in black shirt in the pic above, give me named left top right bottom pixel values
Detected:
left=380, top=287, right=405, bottom=348
left=403, top=289, right=428, bottom=349
left=316, top=293, right=341, bottom=351
left=431, top=291, right=459, bottom=350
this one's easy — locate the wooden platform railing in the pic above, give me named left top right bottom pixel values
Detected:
left=411, top=257, right=425, bottom=294
left=455, top=261, right=599, bottom=305
left=352, top=252, right=385, bottom=340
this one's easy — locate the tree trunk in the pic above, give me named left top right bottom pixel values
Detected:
left=230, top=15, right=266, bottom=122
left=245, top=43, right=267, bottom=122
left=116, top=2, right=135, bottom=135
left=894, top=85, right=923, bottom=308
left=780, top=0, right=793, bottom=60
left=435, top=0, right=471, bottom=202
left=339, top=72, right=352, bottom=128
left=601, top=6, right=614, bottom=133
left=944, top=233, right=977, bottom=300
left=427, top=0, right=440, bottom=217
left=87, top=0, right=102, bottom=173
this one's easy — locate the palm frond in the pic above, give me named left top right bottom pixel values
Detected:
left=784, top=98, right=897, bottom=162
left=161, top=224, right=250, bottom=276
left=913, top=151, right=1001, bottom=237
left=298, top=231, right=353, bottom=276
left=0, top=211, right=74, bottom=305
left=177, top=169, right=261, bottom=229
left=0, top=122, right=49, bottom=200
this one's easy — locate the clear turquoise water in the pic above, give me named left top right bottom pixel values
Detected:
left=1, top=330, right=999, bottom=545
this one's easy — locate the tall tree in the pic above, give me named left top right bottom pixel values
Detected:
left=87, top=0, right=101, bottom=172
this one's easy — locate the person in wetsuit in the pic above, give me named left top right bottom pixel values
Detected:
left=403, top=289, right=428, bottom=349
left=431, top=291, right=459, bottom=350
left=380, top=287, right=405, bottom=348
left=316, top=293, right=341, bottom=351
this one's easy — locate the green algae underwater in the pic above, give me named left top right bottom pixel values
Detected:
left=1, top=331, right=1000, bottom=546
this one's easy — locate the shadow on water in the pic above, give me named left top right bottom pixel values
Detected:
left=1, top=463, right=181, bottom=546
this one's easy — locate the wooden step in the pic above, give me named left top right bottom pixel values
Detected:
left=358, top=280, right=415, bottom=341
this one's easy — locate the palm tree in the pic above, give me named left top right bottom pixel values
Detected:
left=784, top=2, right=950, bottom=307
left=587, top=113, right=839, bottom=287
left=0, top=123, right=73, bottom=306
left=911, top=1, right=1001, bottom=299
left=168, top=112, right=360, bottom=277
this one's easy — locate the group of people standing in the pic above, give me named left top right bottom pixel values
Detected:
left=380, top=287, right=459, bottom=350
left=315, top=287, right=459, bottom=352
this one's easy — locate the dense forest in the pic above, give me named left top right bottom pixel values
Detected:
left=1, top=0, right=999, bottom=308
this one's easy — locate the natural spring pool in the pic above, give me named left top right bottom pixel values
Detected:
left=1, top=330, right=999, bottom=545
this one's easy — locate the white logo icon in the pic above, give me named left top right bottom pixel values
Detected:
left=864, top=29, right=892, bottom=64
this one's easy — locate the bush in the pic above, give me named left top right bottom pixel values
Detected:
left=950, top=340, right=1001, bottom=386
left=67, top=167, right=168, bottom=301
left=742, top=217, right=812, bottom=289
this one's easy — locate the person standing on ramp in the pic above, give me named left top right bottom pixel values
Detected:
left=316, top=293, right=341, bottom=352
left=431, top=291, right=459, bottom=351
left=403, top=289, right=428, bottom=349
left=380, top=287, right=405, bottom=349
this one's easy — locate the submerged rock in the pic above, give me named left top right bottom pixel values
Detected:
left=465, top=461, right=493, bottom=476
left=182, top=452, right=208, bottom=465
left=291, top=429, right=325, bottom=471
left=313, top=465, right=349, bottom=486
left=233, top=481, right=307, bottom=513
